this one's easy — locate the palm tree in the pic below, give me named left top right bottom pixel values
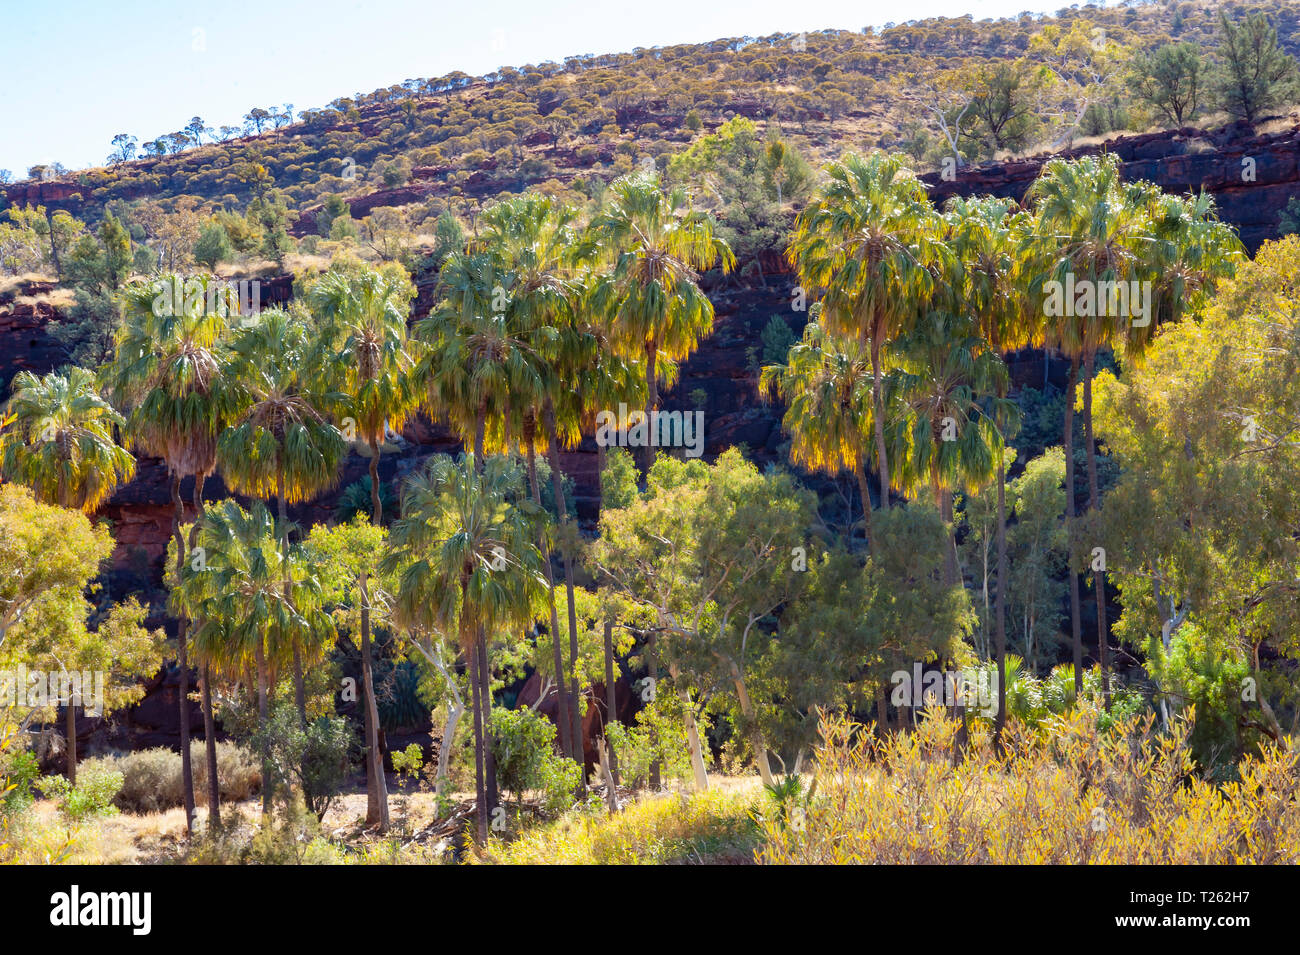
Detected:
left=415, top=245, right=558, bottom=800
left=1, top=367, right=135, bottom=513
left=887, top=311, right=1017, bottom=586
left=590, top=171, right=735, bottom=475
left=174, top=499, right=334, bottom=816
left=1027, top=154, right=1149, bottom=703
left=760, top=320, right=878, bottom=552
left=217, top=308, right=345, bottom=729
left=789, top=151, right=946, bottom=510
left=482, top=194, right=591, bottom=760
left=307, top=265, right=420, bottom=829
left=0, top=366, right=135, bottom=784
left=384, top=454, right=547, bottom=843
left=102, top=276, right=235, bottom=827
left=944, top=196, right=1038, bottom=737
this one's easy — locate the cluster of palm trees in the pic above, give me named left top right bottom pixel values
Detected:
left=770, top=150, right=1242, bottom=730
left=0, top=150, right=1243, bottom=842
left=0, top=173, right=733, bottom=844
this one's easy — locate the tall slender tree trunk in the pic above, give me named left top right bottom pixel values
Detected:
left=190, top=473, right=220, bottom=827
left=466, top=585, right=487, bottom=844
left=730, top=662, right=774, bottom=786
left=642, top=341, right=658, bottom=476
left=869, top=333, right=891, bottom=510
left=1064, top=356, right=1083, bottom=697
left=360, top=574, right=389, bottom=829
left=543, top=398, right=583, bottom=773
left=476, top=630, right=498, bottom=813
left=856, top=461, right=875, bottom=557
left=597, top=439, right=619, bottom=785
left=994, top=452, right=1008, bottom=741
left=647, top=631, right=660, bottom=789
left=672, top=666, right=709, bottom=791
left=201, top=665, right=220, bottom=828
left=369, top=440, right=383, bottom=525
left=171, top=472, right=195, bottom=834
left=940, top=487, right=959, bottom=587
left=362, top=437, right=390, bottom=826
left=1083, top=352, right=1110, bottom=711
left=524, top=426, right=573, bottom=760
left=256, top=636, right=271, bottom=817
left=469, top=405, right=499, bottom=816
left=64, top=704, right=77, bottom=786
left=276, top=472, right=307, bottom=727
left=603, top=619, right=619, bottom=786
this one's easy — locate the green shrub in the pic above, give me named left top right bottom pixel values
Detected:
left=81, top=741, right=260, bottom=813
left=489, top=708, right=581, bottom=812
left=37, top=768, right=122, bottom=824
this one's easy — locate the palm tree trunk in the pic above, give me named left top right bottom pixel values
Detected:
left=603, top=618, right=619, bottom=786
left=597, top=440, right=619, bottom=785
left=466, top=588, right=487, bottom=844
left=190, top=473, right=220, bottom=828
left=360, top=574, right=389, bottom=829
left=1064, top=356, right=1083, bottom=697
left=256, top=636, right=271, bottom=817
left=941, top=487, right=959, bottom=586
left=869, top=333, right=891, bottom=510
left=64, top=703, right=77, bottom=786
left=171, top=472, right=195, bottom=835
left=363, top=438, right=390, bottom=826
left=543, top=398, right=584, bottom=772
left=524, top=428, right=574, bottom=760
left=369, top=439, right=383, bottom=525
left=477, top=627, right=499, bottom=813
left=642, top=341, right=658, bottom=476
left=856, top=459, right=875, bottom=557
left=994, top=452, right=1008, bottom=742
left=1083, top=351, right=1110, bottom=711
left=201, top=664, right=220, bottom=828
left=470, top=403, right=499, bottom=815
left=647, top=631, right=660, bottom=789
left=276, top=476, right=307, bottom=728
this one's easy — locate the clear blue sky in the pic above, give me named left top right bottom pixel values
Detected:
left=0, top=0, right=1099, bottom=176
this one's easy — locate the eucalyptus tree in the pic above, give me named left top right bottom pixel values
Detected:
left=383, top=453, right=547, bottom=843
left=788, top=151, right=946, bottom=509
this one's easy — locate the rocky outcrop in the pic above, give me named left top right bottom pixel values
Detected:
left=922, top=120, right=1300, bottom=252
left=0, top=283, right=67, bottom=395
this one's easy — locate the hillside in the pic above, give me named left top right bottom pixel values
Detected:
left=3, top=0, right=1299, bottom=241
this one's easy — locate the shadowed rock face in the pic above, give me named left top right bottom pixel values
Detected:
left=921, top=121, right=1300, bottom=254
left=5, top=121, right=1299, bottom=751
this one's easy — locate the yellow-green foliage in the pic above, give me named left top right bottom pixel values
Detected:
left=760, top=709, right=1300, bottom=864
left=478, top=789, right=761, bottom=865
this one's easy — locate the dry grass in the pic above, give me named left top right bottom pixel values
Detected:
left=475, top=779, right=764, bottom=865
left=760, top=707, right=1300, bottom=864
